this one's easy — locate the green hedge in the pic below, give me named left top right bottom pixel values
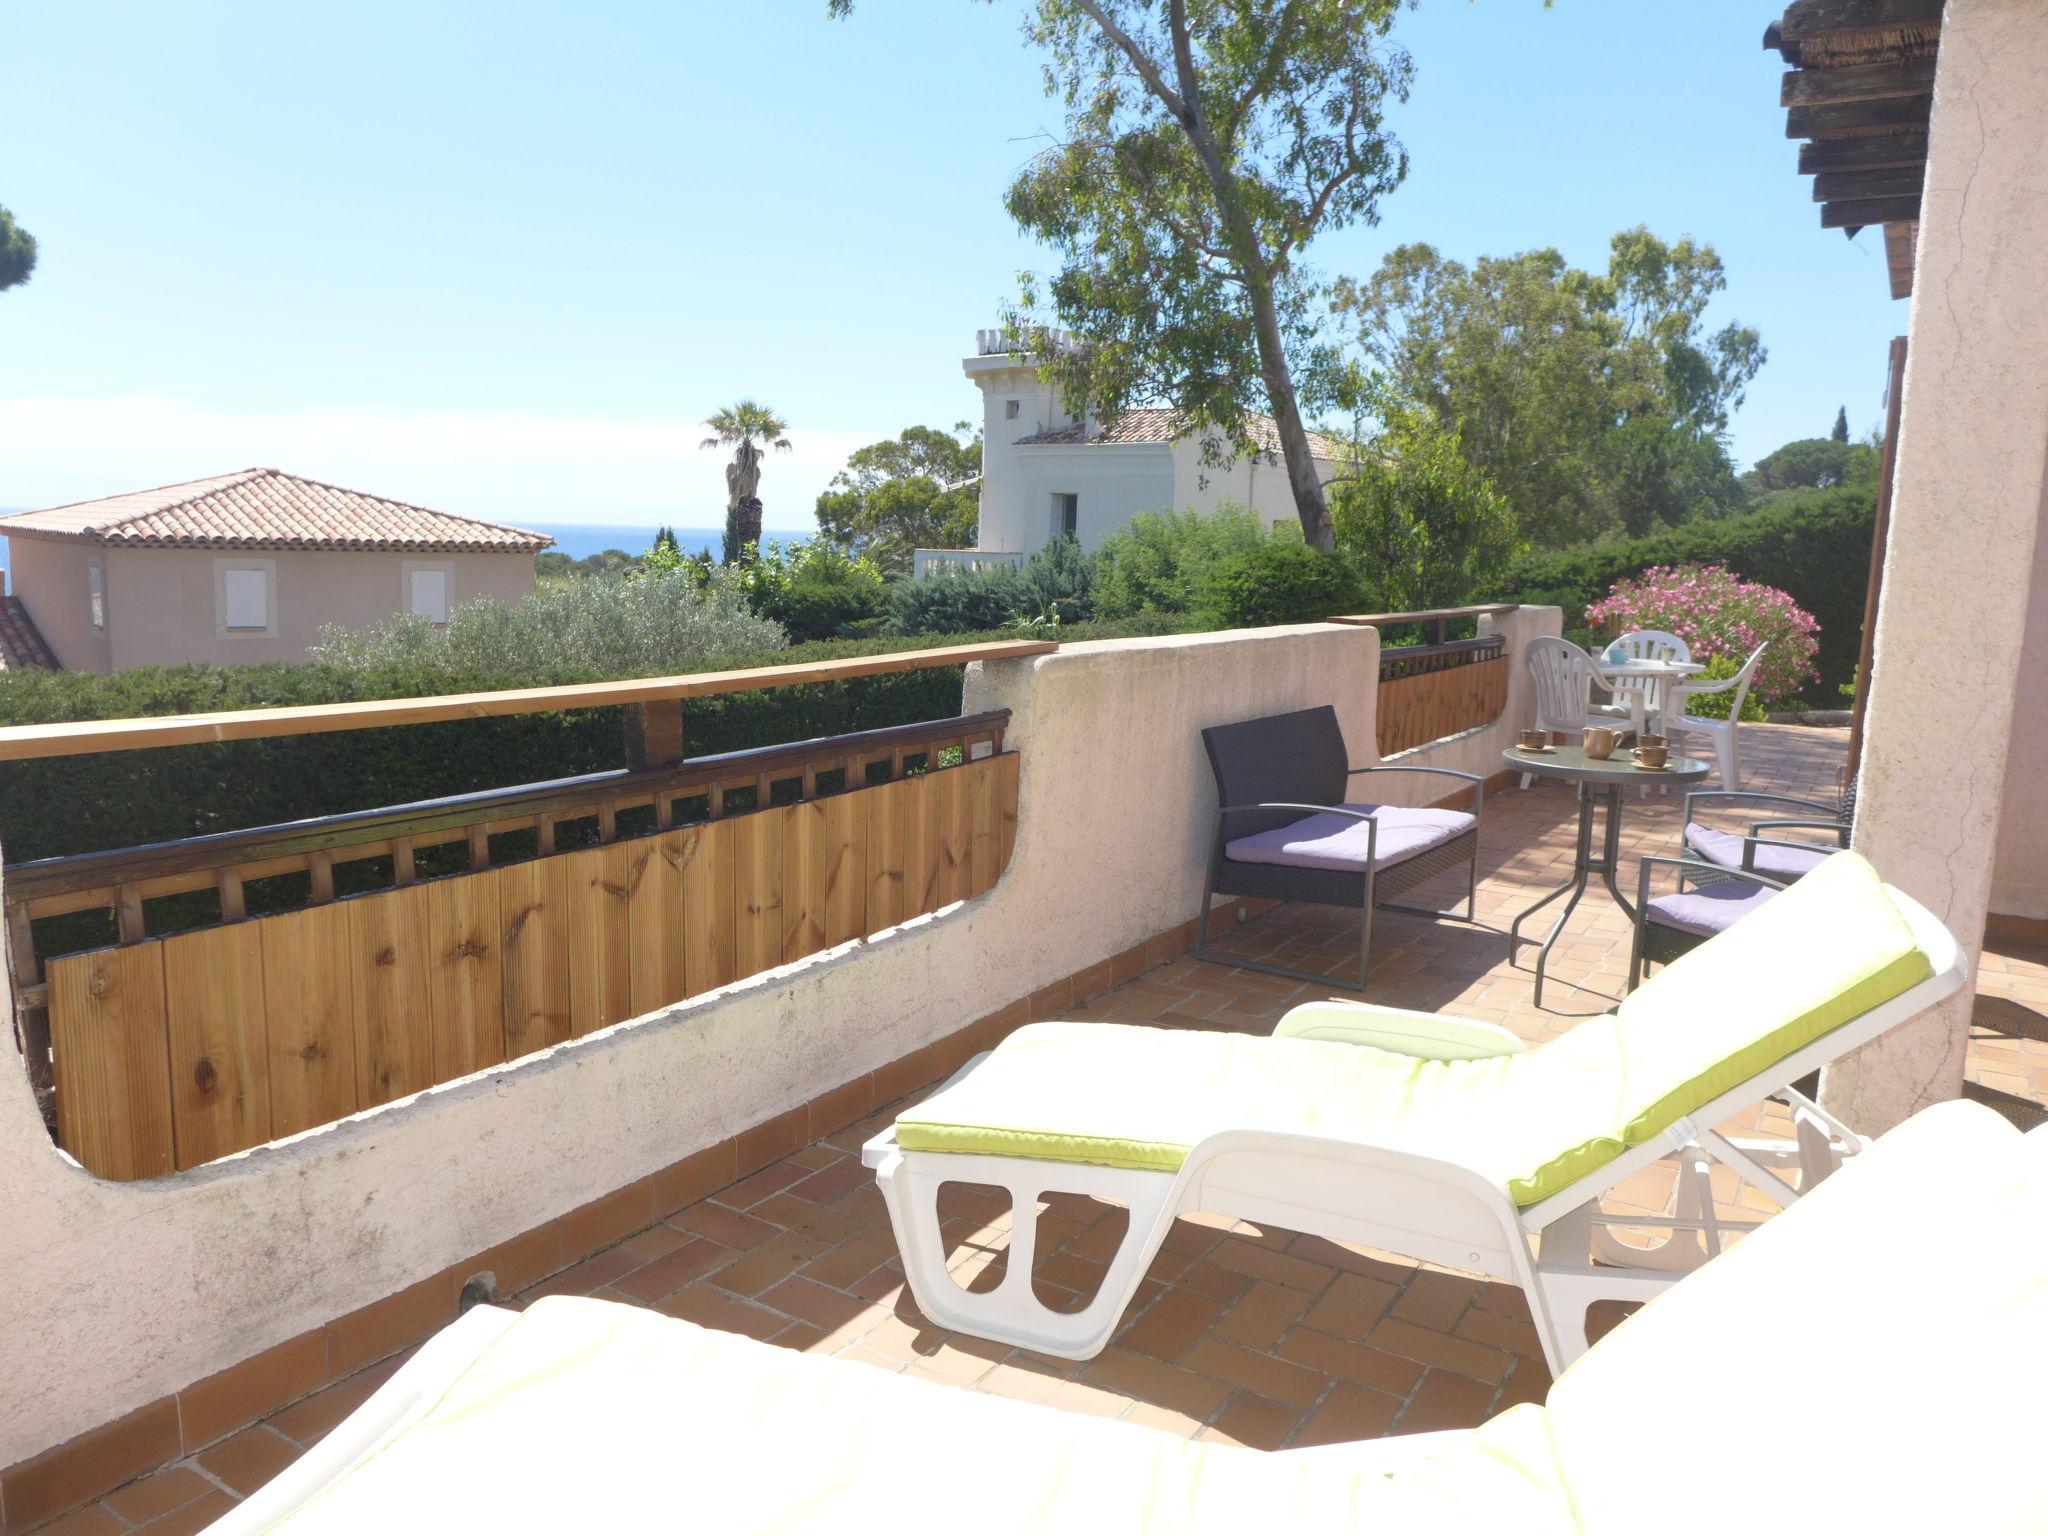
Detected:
left=1494, top=483, right=1875, bottom=694
left=0, top=619, right=1207, bottom=867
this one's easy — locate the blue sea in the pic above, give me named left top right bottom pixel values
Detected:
left=526, top=523, right=811, bottom=560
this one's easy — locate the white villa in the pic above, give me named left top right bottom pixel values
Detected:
left=918, top=329, right=1345, bottom=572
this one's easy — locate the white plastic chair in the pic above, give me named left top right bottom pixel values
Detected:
left=1603, top=629, right=1691, bottom=733
left=1521, top=637, right=1631, bottom=788
left=1668, top=643, right=1769, bottom=790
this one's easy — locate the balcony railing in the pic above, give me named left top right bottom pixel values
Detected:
left=911, top=548, right=1028, bottom=578
left=1, top=641, right=1051, bottom=1180
left=1332, top=605, right=1517, bottom=757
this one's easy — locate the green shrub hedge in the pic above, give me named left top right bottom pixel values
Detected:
left=1494, top=483, right=1875, bottom=694
left=0, top=620, right=1212, bottom=866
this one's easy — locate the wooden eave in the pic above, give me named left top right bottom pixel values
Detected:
left=1765, top=0, right=1943, bottom=295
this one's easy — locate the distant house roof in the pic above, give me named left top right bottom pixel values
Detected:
left=0, top=469, right=555, bottom=553
left=1015, top=408, right=1345, bottom=461
left=0, top=595, right=57, bottom=670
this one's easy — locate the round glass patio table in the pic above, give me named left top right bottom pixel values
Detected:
left=1502, top=742, right=1712, bottom=1009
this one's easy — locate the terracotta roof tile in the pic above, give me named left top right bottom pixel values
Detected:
left=0, top=595, right=58, bottom=670
left=1014, top=408, right=1344, bottom=460
left=0, top=469, right=553, bottom=553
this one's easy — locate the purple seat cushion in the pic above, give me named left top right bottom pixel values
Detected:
left=1685, top=823, right=1832, bottom=881
left=1645, top=878, right=1779, bottom=938
left=1224, top=803, right=1474, bottom=874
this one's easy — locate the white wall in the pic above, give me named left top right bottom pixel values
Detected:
left=1005, top=445, right=1175, bottom=553
left=1167, top=438, right=1341, bottom=532
left=967, top=356, right=1080, bottom=554
left=0, top=613, right=1555, bottom=1466
left=1990, top=519, right=2048, bottom=921
left=5, top=536, right=111, bottom=671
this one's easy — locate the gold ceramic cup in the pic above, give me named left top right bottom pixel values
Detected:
left=1518, top=729, right=1548, bottom=751
left=1634, top=744, right=1669, bottom=769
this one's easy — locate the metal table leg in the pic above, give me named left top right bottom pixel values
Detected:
left=1509, top=782, right=1634, bottom=1009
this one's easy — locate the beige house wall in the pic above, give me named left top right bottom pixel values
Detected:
left=1832, top=0, right=2048, bottom=1129
left=6, top=536, right=112, bottom=671
left=0, top=611, right=1558, bottom=1470
left=89, top=546, right=536, bottom=670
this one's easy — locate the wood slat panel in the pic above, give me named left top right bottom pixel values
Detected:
left=819, top=792, right=865, bottom=948
left=1375, top=656, right=1510, bottom=757
left=780, top=802, right=827, bottom=962
left=348, top=883, right=435, bottom=1108
left=261, top=904, right=358, bottom=1139
left=967, top=759, right=1001, bottom=897
left=426, top=873, right=504, bottom=1080
left=162, top=924, right=270, bottom=1170
left=47, top=945, right=174, bottom=1180
left=627, top=832, right=690, bottom=1015
left=901, top=772, right=942, bottom=918
left=932, top=767, right=972, bottom=907
left=678, top=820, right=736, bottom=997
left=566, top=843, right=633, bottom=1036
left=864, top=777, right=909, bottom=933
left=500, top=857, right=572, bottom=1057
left=733, top=808, right=785, bottom=976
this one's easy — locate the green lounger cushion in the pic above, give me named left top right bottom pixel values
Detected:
left=894, top=852, right=1933, bottom=1205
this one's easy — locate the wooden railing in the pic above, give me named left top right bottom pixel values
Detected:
left=1332, top=606, right=1517, bottom=757
left=2, top=642, right=1050, bottom=1180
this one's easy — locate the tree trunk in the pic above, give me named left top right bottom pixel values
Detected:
left=722, top=496, right=764, bottom=565
left=1246, top=275, right=1334, bottom=551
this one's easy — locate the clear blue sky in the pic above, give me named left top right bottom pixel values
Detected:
left=1, top=1, right=1903, bottom=533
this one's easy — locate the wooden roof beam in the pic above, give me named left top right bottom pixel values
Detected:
left=1821, top=195, right=1924, bottom=229
left=1781, top=55, right=1937, bottom=106
left=1812, top=166, right=1926, bottom=201
left=1777, top=0, right=1944, bottom=40
left=1799, top=132, right=1928, bottom=172
left=1788, top=96, right=1933, bottom=139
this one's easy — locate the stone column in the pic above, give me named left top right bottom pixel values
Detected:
left=1830, top=0, right=2048, bottom=1130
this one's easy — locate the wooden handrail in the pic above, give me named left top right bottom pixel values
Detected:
left=1328, top=603, right=1517, bottom=627
left=0, top=639, right=1057, bottom=762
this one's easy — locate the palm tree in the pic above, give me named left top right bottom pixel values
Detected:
left=701, top=401, right=792, bottom=564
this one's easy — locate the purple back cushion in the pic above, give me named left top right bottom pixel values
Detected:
left=1686, top=823, right=1831, bottom=881
left=1224, top=803, right=1474, bottom=874
left=1646, top=878, right=1779, bottom=937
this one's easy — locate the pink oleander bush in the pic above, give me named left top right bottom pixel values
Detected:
left=1585, top=563, right=1819, bottom=705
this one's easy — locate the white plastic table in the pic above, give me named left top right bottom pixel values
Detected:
left=1595, top=658, right=1705, bottom=736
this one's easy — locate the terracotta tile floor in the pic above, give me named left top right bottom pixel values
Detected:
left=55, top=724, right=2048, bottom=1531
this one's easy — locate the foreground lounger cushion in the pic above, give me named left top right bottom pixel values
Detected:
left=894, top=852, right=1932, bottom=1204
left=1223, top=803, right=1474, bottom=873
left=211, top=1102, right=2048, bottom=1535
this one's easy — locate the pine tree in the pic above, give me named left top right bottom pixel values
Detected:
left=1831, top=406, right=1849, bottom=442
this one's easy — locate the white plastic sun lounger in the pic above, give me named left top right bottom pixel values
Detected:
left=862, top=851, right=1966, bottom=1373
left=207, top=1100, right=2048, bottom=1535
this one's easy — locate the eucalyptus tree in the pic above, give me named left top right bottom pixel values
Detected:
left=701, top=400, right=792, bottom=563
left=830, top=0, right=1418, bottom=551
left=0, top=205, right=36, bottom=292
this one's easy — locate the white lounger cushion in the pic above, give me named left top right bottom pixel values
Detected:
left=212, top=1103, right=2048, bottom=1535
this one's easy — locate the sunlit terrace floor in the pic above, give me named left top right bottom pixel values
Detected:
left=51, top=724, right=2048, bottom=1535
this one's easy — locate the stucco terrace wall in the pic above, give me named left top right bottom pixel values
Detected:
left=0, top=611, right=1556, bottom=1469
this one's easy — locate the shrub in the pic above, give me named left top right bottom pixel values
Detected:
left=1017, top=535, right=1094, bottom=625
left=1092, top=507, right=1270, bottom=618
left=1494, top=483, right=1873, bottom=693
left=1679, top=651, right=1770, bottom=722
left=736, top=539, right=889, bottom=642
left=1199, top=540, right=1359, bottom=628
left=1329, top=422, right=1521, bottom=612
left=1585, top=563, right=1818, bottom=706
left=308, top=567, right=785, bottom=686
left=886, top=563, right=1033, bottom=635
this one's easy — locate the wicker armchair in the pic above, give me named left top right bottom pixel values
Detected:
left=1194, top=705, right=1484, bottom=990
